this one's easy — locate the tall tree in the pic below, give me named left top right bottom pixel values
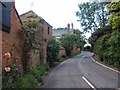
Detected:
left=60, top=33, right=76, bottom=56
left=107, top=1, right=120, bottom=30
left=73, top=29, right=86, bottom=49
left=76, top=2, right=110, bottom=33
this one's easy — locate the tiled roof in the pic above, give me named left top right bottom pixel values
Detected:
left=52, top=29, right=68, bottom=37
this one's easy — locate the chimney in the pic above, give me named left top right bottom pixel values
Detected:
left=67, top=23, right=70, bottom=32
left=71, top=23, right=73, bottom=29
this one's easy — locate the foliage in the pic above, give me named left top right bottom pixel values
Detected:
left=19, top=18, right=43, bottom=72
left=76, top=2, right=110, bottom=32
left=2, top=50, right=23, bottom=88
left=88, top=1, right=120, bottom=70
left=47, top=37, right=60, bottom=66
left=22, top=20, right=39, bottom=28
left=15, top=74, right=37, bottom=88
left=60, top=30, right=85, bottom=56
left=73, top=29, right=86, bottom=49
left=60, top=33, right=76, bottom=56
left=2, top=64, right=48, bottom=88
left=107, top=2, right=120, bottom=30
left=93, top=31, right=120, bottom=68
left=88, top=26, right=112, bottom=48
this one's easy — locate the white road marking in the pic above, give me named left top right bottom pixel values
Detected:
left=91, top=57, right=120, bottom=73
left=82, top=76, right=97, bottom=90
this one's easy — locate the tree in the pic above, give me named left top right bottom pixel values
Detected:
left=73, top=29, right=86, bottom=49
left=60, top=33, right=76, bottom=56
left=76, top=2, right=110, bottom=33
left=107, top=2, right=120, bottom=30
left=47, top=37, right=60, bottom=66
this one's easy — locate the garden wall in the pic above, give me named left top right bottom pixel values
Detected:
left=58, top=49, right=66, bottom=57
left=58, top=47, right=80, bottom=57
left=72, top=47, right=80, bottom=55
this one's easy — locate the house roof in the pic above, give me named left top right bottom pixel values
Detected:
left=20, top=10, right=43, bottom=19
left=14, top=7, right=23, bottom=25
left=20, top=10, right=52, bottom=28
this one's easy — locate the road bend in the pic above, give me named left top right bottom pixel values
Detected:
left=40, top=51, right=119, bottom=89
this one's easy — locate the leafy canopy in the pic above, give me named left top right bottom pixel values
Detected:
left=60, top=33, right=76, bottom=56
left=107, top=2, right=120, bottom=30
left=76, top=2, right=109, bottom=33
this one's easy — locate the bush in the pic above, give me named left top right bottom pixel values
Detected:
left=93, top=31, right=120, bottom=68
left=47, top=37, right=60, bottom=66
left=15, top=74, right=37, bottom=88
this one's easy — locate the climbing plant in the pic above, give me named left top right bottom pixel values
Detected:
left=19, top=18, right=43, bottom=72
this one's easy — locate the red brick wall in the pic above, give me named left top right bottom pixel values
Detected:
left=58, top=49, right=66, bottom=57
left=58, top=47, right=80, bottom=57
left=42, top=21, right=52, bottom=64
left=72, top=47, right=80, bottom=55
left=2, top=2, right=23, bottom=68
left=43, top=21, right=52, bottom=40
left=20, top=11, right=52, bottom=65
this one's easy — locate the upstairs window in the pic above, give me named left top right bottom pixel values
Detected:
left=1, top=2, right=11, bottom=32
left=48, top=26, right=50, bottom=34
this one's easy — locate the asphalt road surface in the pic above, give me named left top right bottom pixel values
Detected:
left=40, top=51, right=119, bottom=89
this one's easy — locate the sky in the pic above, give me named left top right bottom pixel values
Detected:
left=15, top=0, right=91, bottom=39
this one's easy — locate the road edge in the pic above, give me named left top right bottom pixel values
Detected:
left=91, top=53, right=120, bottom=73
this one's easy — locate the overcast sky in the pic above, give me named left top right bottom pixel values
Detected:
left=15, top=0, right=91, bottom=38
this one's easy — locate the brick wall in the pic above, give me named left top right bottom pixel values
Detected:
left=28, top=49, right=40, bottom=68
left=42, top=20, right=52, bottom=64
left=58, top=49, right=66, bottom=57
left=20, top=11, right=52, bottom=65
left=58, top=47, right=80, bottom=57
left=2, top=2, right=23, bottom=68
left=72, top=47, right=80, bottom=55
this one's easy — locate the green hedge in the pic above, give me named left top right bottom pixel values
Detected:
left=93, top=31, right=120, bottom=68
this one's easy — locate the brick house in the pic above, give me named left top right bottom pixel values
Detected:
left=52, top=24, right=80, bottom=57
left=20, top=10, right=52, bottom=65
left=0, top=1, right=23, bottom=69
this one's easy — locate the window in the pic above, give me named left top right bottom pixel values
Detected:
left=1, top=2, right=11, bottom=32
left=48, top=26, right=50, bottom=34
left=44, top=39, right=47, bottom=42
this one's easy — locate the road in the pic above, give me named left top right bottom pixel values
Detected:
left=40, top=51, right=119, bottom=89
